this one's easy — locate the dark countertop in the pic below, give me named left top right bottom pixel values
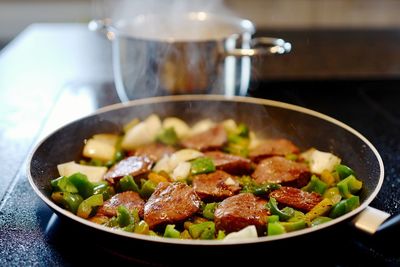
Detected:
left=1, top=24, right=400, bottom=266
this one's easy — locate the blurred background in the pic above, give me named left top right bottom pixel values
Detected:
left=1, top=0, right=400, bottom=48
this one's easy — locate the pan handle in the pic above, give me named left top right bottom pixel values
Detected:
left=352, top=206, right=391, bottom=234
left=225, top=37, right=292, bottom=57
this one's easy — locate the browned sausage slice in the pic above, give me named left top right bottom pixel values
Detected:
left=270, top=186, right=322, bottom=212
left=134, top=143, right=176, bottom=161
left=249, top=138, right=300, bottom=162
left=192, top=170, right=240, bottom=201
left=214, top=193, right=269, bottom=234
left=180, top=124, right=227, bottom=151
left=204, top=151, right=253, bottom=175
left=251, top=156, right=310, bottom=188
left=103, top=156, right=153, bottom=183
left=144, top=182, right=201, bottom=229
left=97, top=191, right=145, bottom=218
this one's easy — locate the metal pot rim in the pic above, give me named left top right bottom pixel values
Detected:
left=104, top=12, right=255, bottom=42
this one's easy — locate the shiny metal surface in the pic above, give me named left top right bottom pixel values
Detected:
left=90, top=13, right=291, bottom=101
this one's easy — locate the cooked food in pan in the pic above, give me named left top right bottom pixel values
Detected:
left=50, top=114, right=362, bottom=240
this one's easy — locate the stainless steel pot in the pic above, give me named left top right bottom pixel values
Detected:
left=89, top=12, right=291, bottom=101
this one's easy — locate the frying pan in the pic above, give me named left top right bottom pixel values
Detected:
left=28, top=95, right=394, bottom=250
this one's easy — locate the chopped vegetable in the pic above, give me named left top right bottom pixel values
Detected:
left=162, top=117, right=190, bottom=138
left=305, top=198, right=334, bottom=222
left=190, top=157, right=216, bottom=175
left=267, top=215, right=286, bottom=236
left=335, top=164, right=355, bottom=180
left=139, top=179, right=157, bottom=198
left=303, top=149, right=341, bottom=175
left=323, top=187, right=342, bottom=204
left=189, top=222, right=216, bottom=240
left=337, top=175, right=363, bottom=198
left=202, top=202, right=218, bottom=220
left=329, top=196, right=360, bottom=218
left=280, top=220, right=307, bottom=232
left=266, top=197, right=295, bottom=221
left=67, top=173, right=94, bottom=199
left=239, top=176, right=280, bottom=195
left=51, top=192, right=83, bottom=214
left=117, top=205, right=133, bottom=227
left=92, top=182, right=114, bottom=200
left=77, top=194, right=103, bottom=219
left=134, top=220, right=150, bottom=235
left=83, top=138, right=116, bottom=162
left=164, top=224, right=181, bottom=238
left=57, top=161, right=107, bottom=183
left=51, top=176, right=78, bottom=193
left=156, top=127, right=179, bottom=146
left=121, top=114, right=162, bottom=150
left=302, top=175, right=328, bottom=195
left=223, top=225, right=258, bottom=240
left=119, top=175, right=139, bottom=192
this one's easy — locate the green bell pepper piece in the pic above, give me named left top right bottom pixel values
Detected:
left=93, top=182, right=115, bottom=200
left=203, top=202, right=218, bottom=220
left=51, top=176, right=78, bottom=193
left=117, top=205, right=133, bottom=227
left=156, top=127, right=179, bottom=146
left=302, top=175, right=328, bottom=195
left=224, top=134, right=250, bottom=157
left=337, top=175, right=362, bottom=199
left=139, top=179, right=157, bottom=198
left=311, top=216, right=333, bottom=227
left=119, top=175, right=139, bottom=192
left=77, top=194, right=103, bottom=219
left=239, top=176, right=280, bottom=195
left=329, top=196, right=360, bottom=218
left=268, top=215, right=280, bottom=223
left=235, top=123, right=249, bottom=138
left=266, top=197, right=295, bottom=221
left=188, top=221, right=216, bottom=240
left=190, top=157, right=216, bottom=175
left=335, top=164, right=355, bottom=180
left=267, top=215, right=286, bottom=236
left=217, top=230, right=226, bottom=240
left=67, top=173, right=94, bottom=199
left=51, top=191, right=83, bottom=214
left=164, top=224, right=181, bottom=238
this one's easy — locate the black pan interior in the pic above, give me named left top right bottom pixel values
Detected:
left=30, top=99, right=381, bottom=206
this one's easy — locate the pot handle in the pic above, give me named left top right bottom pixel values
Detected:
left=88, top=19, right=114, bottom=40
left=226, top=37, right=292, bottom=57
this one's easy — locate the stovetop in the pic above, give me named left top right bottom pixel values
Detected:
left=1, top=80, right=400, bottom=266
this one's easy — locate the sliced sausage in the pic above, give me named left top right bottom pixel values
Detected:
left=103, top=156, right=153, bottom=183
left=134, top=143, right=176, bottom=161
left=204, top=151, right=253, bottom=175
left=270, top=186, right=322, bottom=212
left=214, top=193, right=269, bottom=234
left=144, top=182, right=201, bottom=229
left=249, top=138, right=300, bottom=162
left=192, top=170, right=240, bottom=201
left=251, top=156, right=310, bottom=188
left=96, top=191, right=145, bottom=218
left=180, top=124, right=227, bottom=151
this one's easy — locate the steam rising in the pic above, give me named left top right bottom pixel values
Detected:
left=108, top=0, right=242, bottom=41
